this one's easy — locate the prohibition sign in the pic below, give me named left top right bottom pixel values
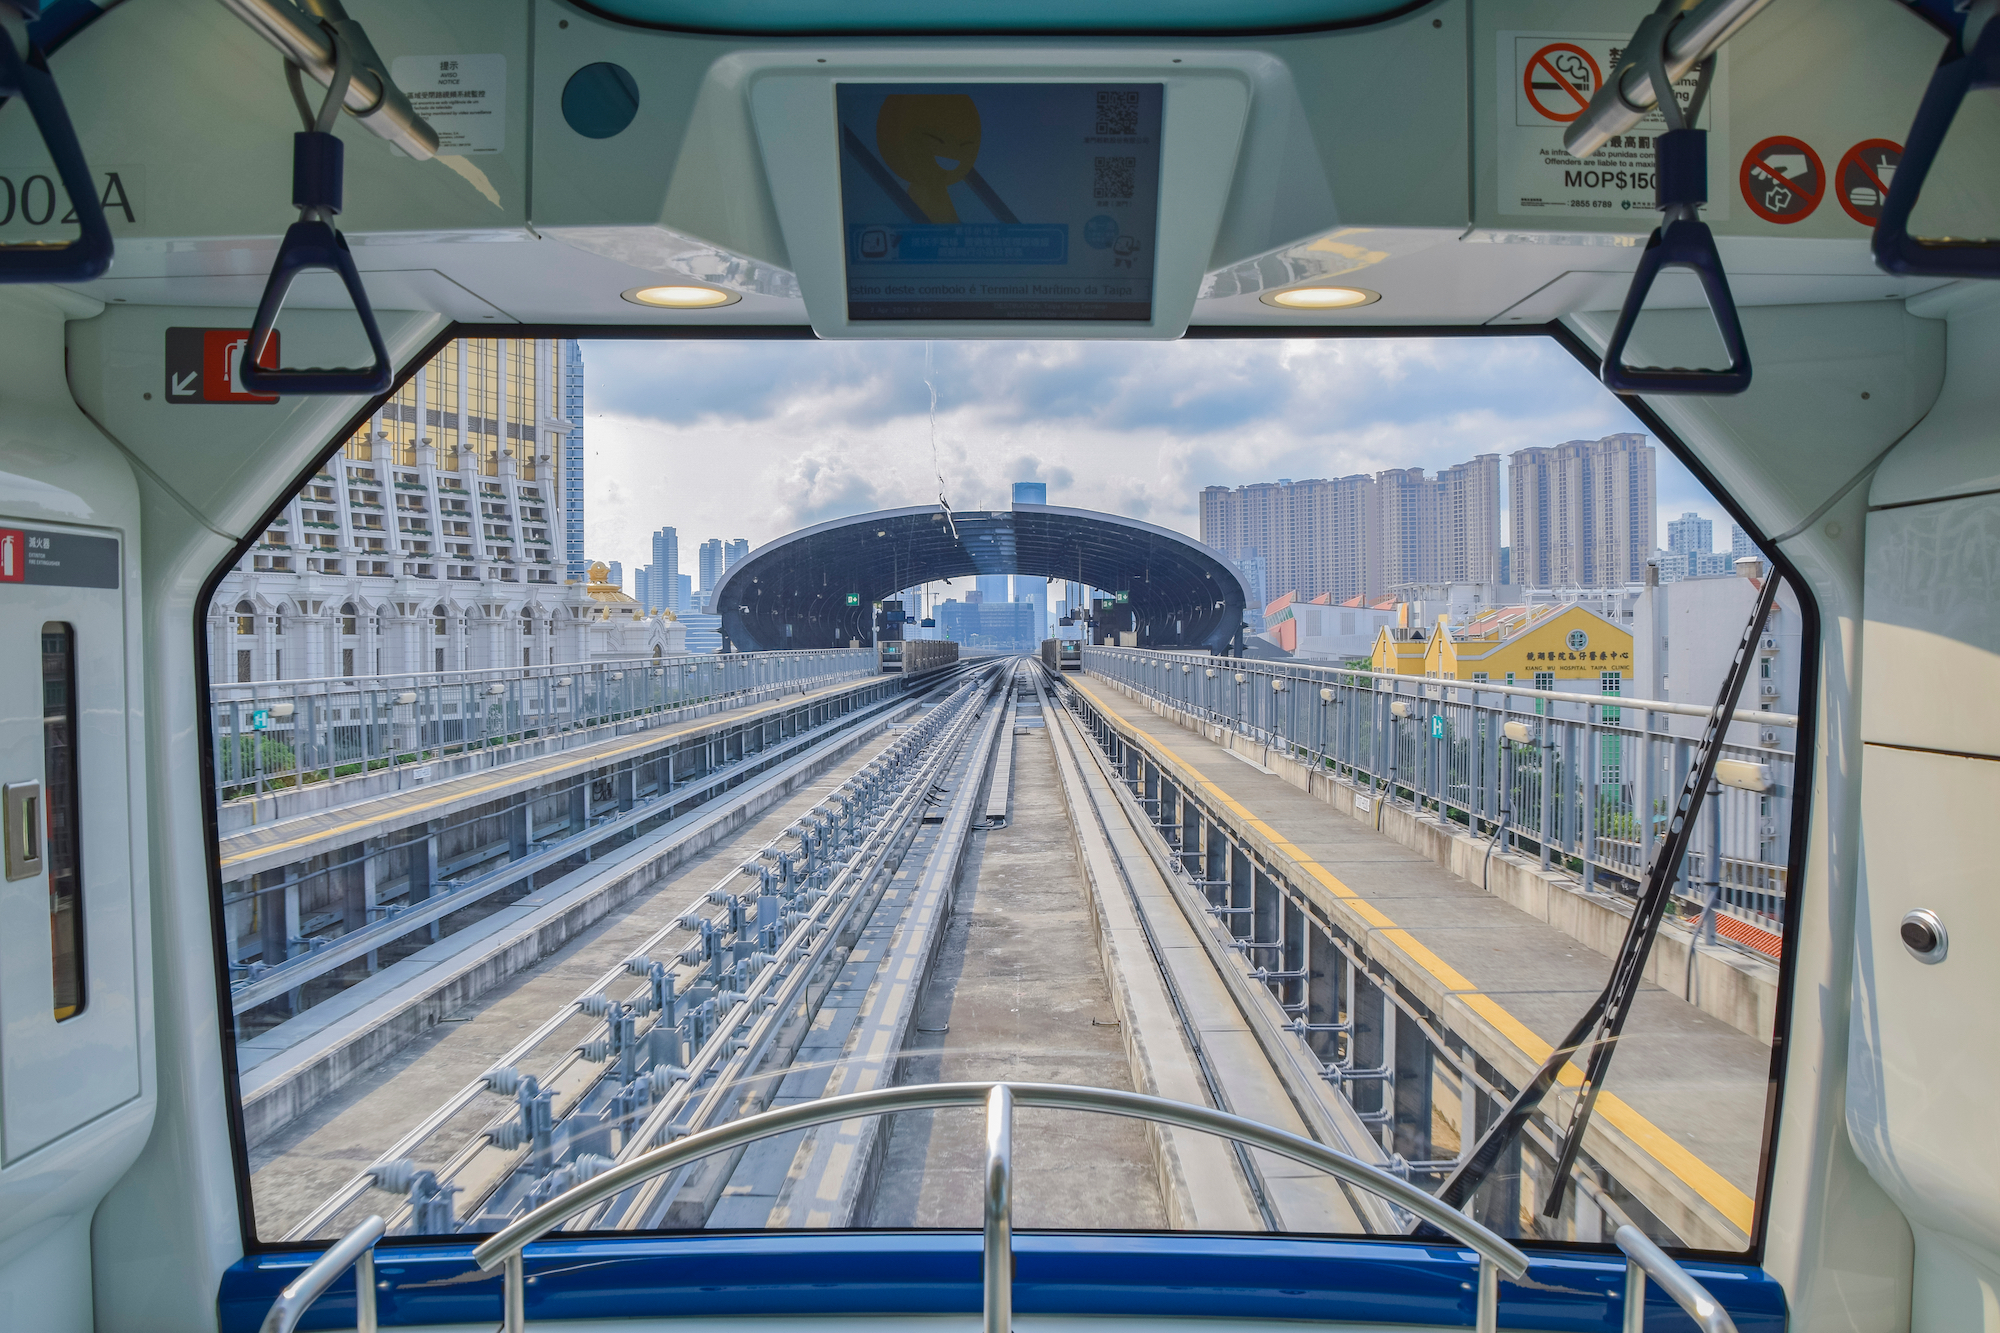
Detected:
left=1740, top=135, right=1825, bottom=224
left=1836, top=138, right=1903, bottom=227
left=1522, top=43, right=1602, bottom=123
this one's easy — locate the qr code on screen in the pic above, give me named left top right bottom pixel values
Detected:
left=1093, top=156, right=1136, bottom=201
left=1095, top=90, right=1140, bottom=136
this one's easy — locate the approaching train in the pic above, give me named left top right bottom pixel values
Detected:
left=0, top=1, right=1991, bottom=1331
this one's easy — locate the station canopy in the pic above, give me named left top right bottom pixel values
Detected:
left=711, top=503, right=1250, bottom=654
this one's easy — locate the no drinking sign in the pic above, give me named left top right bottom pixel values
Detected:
left=1496, top=31, right=1731, bottom=221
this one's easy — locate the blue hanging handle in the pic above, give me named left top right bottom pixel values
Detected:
left=238, top=31, right=392, bottom=397
left=0, top=21, right=111, bottom=282
left=1874, top=13, right=2000, bottom=279
left=1600, top=4, right=1750, bottom=397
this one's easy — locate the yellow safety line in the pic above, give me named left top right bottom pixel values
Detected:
left=219, top=681, right=869, bottom=871
left=1071, top=678, right=1756, bottom=1238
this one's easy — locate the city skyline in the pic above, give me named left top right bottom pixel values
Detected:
left=580, top=337, right=1729, bottom=578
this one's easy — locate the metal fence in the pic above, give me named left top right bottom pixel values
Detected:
left=210, top=649, right=876, bottom=805
left=1084, top=647, right=1799, bottom=939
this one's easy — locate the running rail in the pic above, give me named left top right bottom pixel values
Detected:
left=282, top=667, right=988, bottom=1239
left=471, top=1081, right=1533, bottom=1333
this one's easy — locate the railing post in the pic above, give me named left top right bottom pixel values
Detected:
left=1477, top=1255, right=1499, bottom=1333
left=503, top=1251, right=526, bottom=1333
left=984, top=1083, right=1014, bottom=1333
left=1623, top=1253, right=1647, bottom=1333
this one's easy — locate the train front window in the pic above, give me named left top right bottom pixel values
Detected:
left=211, top=332, right=1807, bottom=1261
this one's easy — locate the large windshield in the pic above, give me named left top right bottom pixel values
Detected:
left=213, top=333, right=1804, bottom=1255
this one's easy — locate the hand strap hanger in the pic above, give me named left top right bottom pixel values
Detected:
left=0, top=3, right=111, bottom=282
left=1874, top=5, right=2000, bottom=279
left=1600, top=0, right=1752, bottom=396
left=238, top=24, right=392, bottom=396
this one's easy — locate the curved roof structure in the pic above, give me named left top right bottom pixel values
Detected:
left=711, top=503, right=1250, bottom=654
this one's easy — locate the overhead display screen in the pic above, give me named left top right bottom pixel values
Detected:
left=836, top=83, right=1163, bottom=322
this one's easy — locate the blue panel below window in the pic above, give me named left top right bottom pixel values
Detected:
left=218, top=1232, right=1787, bottom=1332
left=576, top=0, right=1419, bottom=33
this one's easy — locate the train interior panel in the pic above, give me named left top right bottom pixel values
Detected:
left=0, top=0, right=1993, bottom=1329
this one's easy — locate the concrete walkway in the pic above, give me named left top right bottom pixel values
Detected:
left=1071, top=676, right=1770, bottom=1248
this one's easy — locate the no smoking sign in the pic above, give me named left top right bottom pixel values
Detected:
left=1740, top=136, right=1825, bottom=223
left=1521, top=42, right=1601, bottom=123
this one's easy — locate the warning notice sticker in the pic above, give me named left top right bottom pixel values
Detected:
left=1497, top=32, right=1730, bottom=221
left=1836, top=139, right=1902, bottom=227
left=391, top=55, right=506, bottom=155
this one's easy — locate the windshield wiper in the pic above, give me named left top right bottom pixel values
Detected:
left=1424, top=569, right=1782, bottom=1225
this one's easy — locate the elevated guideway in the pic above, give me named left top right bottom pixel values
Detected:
left=1055, top=665, right=1777, bottom=1249
left=238, top=650, right=1780, bottom=1262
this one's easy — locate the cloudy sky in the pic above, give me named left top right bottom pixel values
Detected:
left=578, top=334, right=1731, bottom=586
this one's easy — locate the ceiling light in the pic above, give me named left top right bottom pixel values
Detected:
left=622, top=284, right=740, bottom=309
left=1260, top=286, right=1381, bottom=310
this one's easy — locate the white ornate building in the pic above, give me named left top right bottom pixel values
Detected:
left=207, top=338, right=683, bottom=684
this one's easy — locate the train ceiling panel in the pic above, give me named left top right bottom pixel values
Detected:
left=0, top=0, right=1987, bottom=334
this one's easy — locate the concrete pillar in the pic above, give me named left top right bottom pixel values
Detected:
left=1393, top=1003, right=1434, bottom=1164
left=361, top=837, right=381, bottom=970
left=257, top=869, right=288, bottom=967
left=1471, top=1071, right=1523, bottom=1235
left=1228, top=842, right=1252, bottom=942
left=1350, top=966, right=1389, bottom=1124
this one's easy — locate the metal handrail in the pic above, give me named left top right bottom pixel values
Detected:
left=1616, top=1224, right=1738, bottom=1333
left=471, top=1080, right=1531, bottom=1333
left=259, top=1214, right=384, bottom=1333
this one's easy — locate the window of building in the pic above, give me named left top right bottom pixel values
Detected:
left=340, top=602, right=358, bottom=636
left=235, top=600, right=255, bottom=635
left=434, top=606, right=448, bottom=636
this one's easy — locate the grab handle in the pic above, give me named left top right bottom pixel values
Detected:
left=1874, top=13, right=2000, bottom=279
left=0, top=25, right=111, bottom=282
left=237, top=213, right=392, bottom=396
left=1600, top=214, right=1753, bottom=395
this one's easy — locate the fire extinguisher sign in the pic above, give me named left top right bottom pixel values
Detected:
left=0, top=527, right=120, bottom=588
left=163, top=327, right=281, bottom=404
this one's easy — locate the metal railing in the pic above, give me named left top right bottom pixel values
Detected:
left=1617, top=1224, right=1739, bottom=1332
left=1086, top=648, right=1798, bottom=938
left=211, top=648, right=875, bottom=804
left=257, top=1215, right=383, bottom=1333
left=469, top=1081, right=1532, bottom=1333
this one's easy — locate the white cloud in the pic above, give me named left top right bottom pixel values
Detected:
left=582, top=335, right=1749, bottom=581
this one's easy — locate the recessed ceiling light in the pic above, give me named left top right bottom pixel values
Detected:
left=1260, top=286, right=1381, bottom=310
left=622, top=284, right=740, bottom=309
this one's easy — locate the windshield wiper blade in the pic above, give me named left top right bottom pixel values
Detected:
left=1424, top=569, right=1782, bottom=1225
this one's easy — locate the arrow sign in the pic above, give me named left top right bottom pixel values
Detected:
left=170, top=371, right=197, bottom=397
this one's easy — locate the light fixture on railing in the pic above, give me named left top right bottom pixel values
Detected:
left=555, top=677, right=572, bottom=687
left=1390, top=700, right=1413, bottom=719
left=1234, top=672, right=1247, bottom=684
left=267, top=701, right=295, bottom=718
left=484, top=683, right=506, bottom=696
left=1205, top=668, right=1217, bottom=679
left=609, top=672, right=624, bottom=681
left=393, top=691, right=417, bottom=705
left=1502, top=720, right=1534, bottom=744
left=1271, top=678, right=1286, bottom=692
left=1320, top=687, right=1334, bottom=703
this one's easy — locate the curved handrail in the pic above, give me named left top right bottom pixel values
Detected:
left=260, top=1214, right=384, bottom=1333
left=1615, top=1224, right=1738, bottom=1333
left=471, top=1080, right=1530, bottom=1331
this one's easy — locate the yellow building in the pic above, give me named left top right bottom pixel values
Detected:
left=1373, top=603, right=1633, bottom=688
